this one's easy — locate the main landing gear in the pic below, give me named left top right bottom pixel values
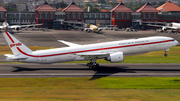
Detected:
left=86, top=59, right=99, bottom=70
left=164, top=49, right=169, bottom=57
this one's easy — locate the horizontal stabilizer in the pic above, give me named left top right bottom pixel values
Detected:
left=4, top=54, right=28, bottom=60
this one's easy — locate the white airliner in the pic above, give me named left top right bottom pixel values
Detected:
left=147, top=22, right=180, bottom=32
left=0, top=22, right=42, bottom=31
left=84, top=24, right=102, bottom=33
left=83, top=20, right=102, bottom=33
left=3, top=32, right=178, bottom=69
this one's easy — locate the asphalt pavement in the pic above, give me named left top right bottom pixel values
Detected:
left=0, top=63, right=180, bottom=78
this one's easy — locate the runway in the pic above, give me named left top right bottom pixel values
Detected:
left=0, top=63, right=180, bottom=78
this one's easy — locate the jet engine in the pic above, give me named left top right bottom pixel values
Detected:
left=162, top=27, right=167, bottom=31
left=15, top=27, right=21, bottom=31
left=105, top=52, right=124, bottom=63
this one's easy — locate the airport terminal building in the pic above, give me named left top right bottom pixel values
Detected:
left=2, top=1, right=180, bottom=29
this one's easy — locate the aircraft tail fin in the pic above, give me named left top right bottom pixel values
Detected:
left=3, top=32, right=32, bottom=56
left=96, top=19, right=98, bottom=27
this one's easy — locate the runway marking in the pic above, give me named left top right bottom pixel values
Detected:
left=50, top=33, right=60, bottom=39
left=98, top=34, right=113, bottom=40
left=0, top=43, right=5, bottom=44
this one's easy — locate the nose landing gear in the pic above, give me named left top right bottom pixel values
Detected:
left=164, top=53, right=168, bottom=57
left=164, top=49, right=169, bottom=57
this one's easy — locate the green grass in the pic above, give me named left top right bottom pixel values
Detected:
left=0, top=77, right=180, bottom=100
left=0, top=46, right=180, bottom=63
left=97, top=77, right=180, bottom=89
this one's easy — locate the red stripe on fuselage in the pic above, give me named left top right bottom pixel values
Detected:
left=16, top=40, right=172, bottom=58
left=5, top=32, right=15, bottom=43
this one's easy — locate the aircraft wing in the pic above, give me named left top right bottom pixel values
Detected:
left=76, top=52, right=108, bottom=56
left=142, top=21, right=167, bottom=24
left=10, top=24, right=43, bottom=28
left=147, top=24, right=178, bottom=29
left=97, top=28, right=102, bottom=31
left=84, top=28, right=91, bottom=30
left=76, top=52, right=108, bottom=59
left=147, top=24, right=165, bottom=27
left=0, top=26, right=4, bottom=29
left=58, top=40, right=81, bottom=47
left=21, top=24, right=43, bottom=27
left=9, top=25, right=22, bottom=29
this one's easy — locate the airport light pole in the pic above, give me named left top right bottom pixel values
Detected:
left=19, top=5, right=21, bottom=25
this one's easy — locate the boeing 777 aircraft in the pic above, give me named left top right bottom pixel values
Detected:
left=3, top=32, right=178, bottom=69
left=0, top=22, right=42, bottom=31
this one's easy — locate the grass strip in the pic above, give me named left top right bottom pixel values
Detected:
left=0, top=77, right=180, bottom=89
left=0, top=77, right=180, bottom=100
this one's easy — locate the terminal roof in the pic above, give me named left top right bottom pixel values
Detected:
left=136, top=2, right=159, bottom=12
left=35, top=1, right=56, bottom=12
left=110, top=2, right=133, bottom=12
left=156, top=1, right=180, bottom=12
left=62, top=1, right=84, bottom=12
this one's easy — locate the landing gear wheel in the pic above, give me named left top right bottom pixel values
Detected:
left=87, top=63, right=90, bottom=66
left=89, top=66, right=92, bottom=70
left=87, top=59, right=98, bottom=70
left=164, top=54, right=168, bottom=57
left=96, top=63, right=99, bottom=67
left=92, top=65, right=96, bottom=70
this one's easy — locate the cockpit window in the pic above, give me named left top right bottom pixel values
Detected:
left=172, top=39, right=175, bottom=41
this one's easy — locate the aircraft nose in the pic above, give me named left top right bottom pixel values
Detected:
left=175, top=40, right=179, bottom=45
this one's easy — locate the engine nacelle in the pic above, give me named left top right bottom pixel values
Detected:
left=162, top=27, right=167, bottom=31
left=105, top=52, right=124, bottom=63
left=15, top=27, right=21, bottom=31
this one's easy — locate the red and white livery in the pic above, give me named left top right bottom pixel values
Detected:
left=3, top=32, right=178, bottom=69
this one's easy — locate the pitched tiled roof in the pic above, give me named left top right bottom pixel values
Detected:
left=62, top=1, right=84, bottom=12
left=110, top=2, right=133, bottom=12
left=0, top=6, right=7, bottom=12
left=156, top=1, right=180, bottom=12
left=136, top=2, right=159, bottom=12
left=35, top=1, right=56, bottom=12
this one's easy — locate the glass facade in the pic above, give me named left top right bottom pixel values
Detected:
left=77, top=13, right=81, bottom=19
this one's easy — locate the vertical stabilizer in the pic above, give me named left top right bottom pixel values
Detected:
left=96, top=19, right=98, bottom=27
left=3, top=32, right=32, bottom=56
